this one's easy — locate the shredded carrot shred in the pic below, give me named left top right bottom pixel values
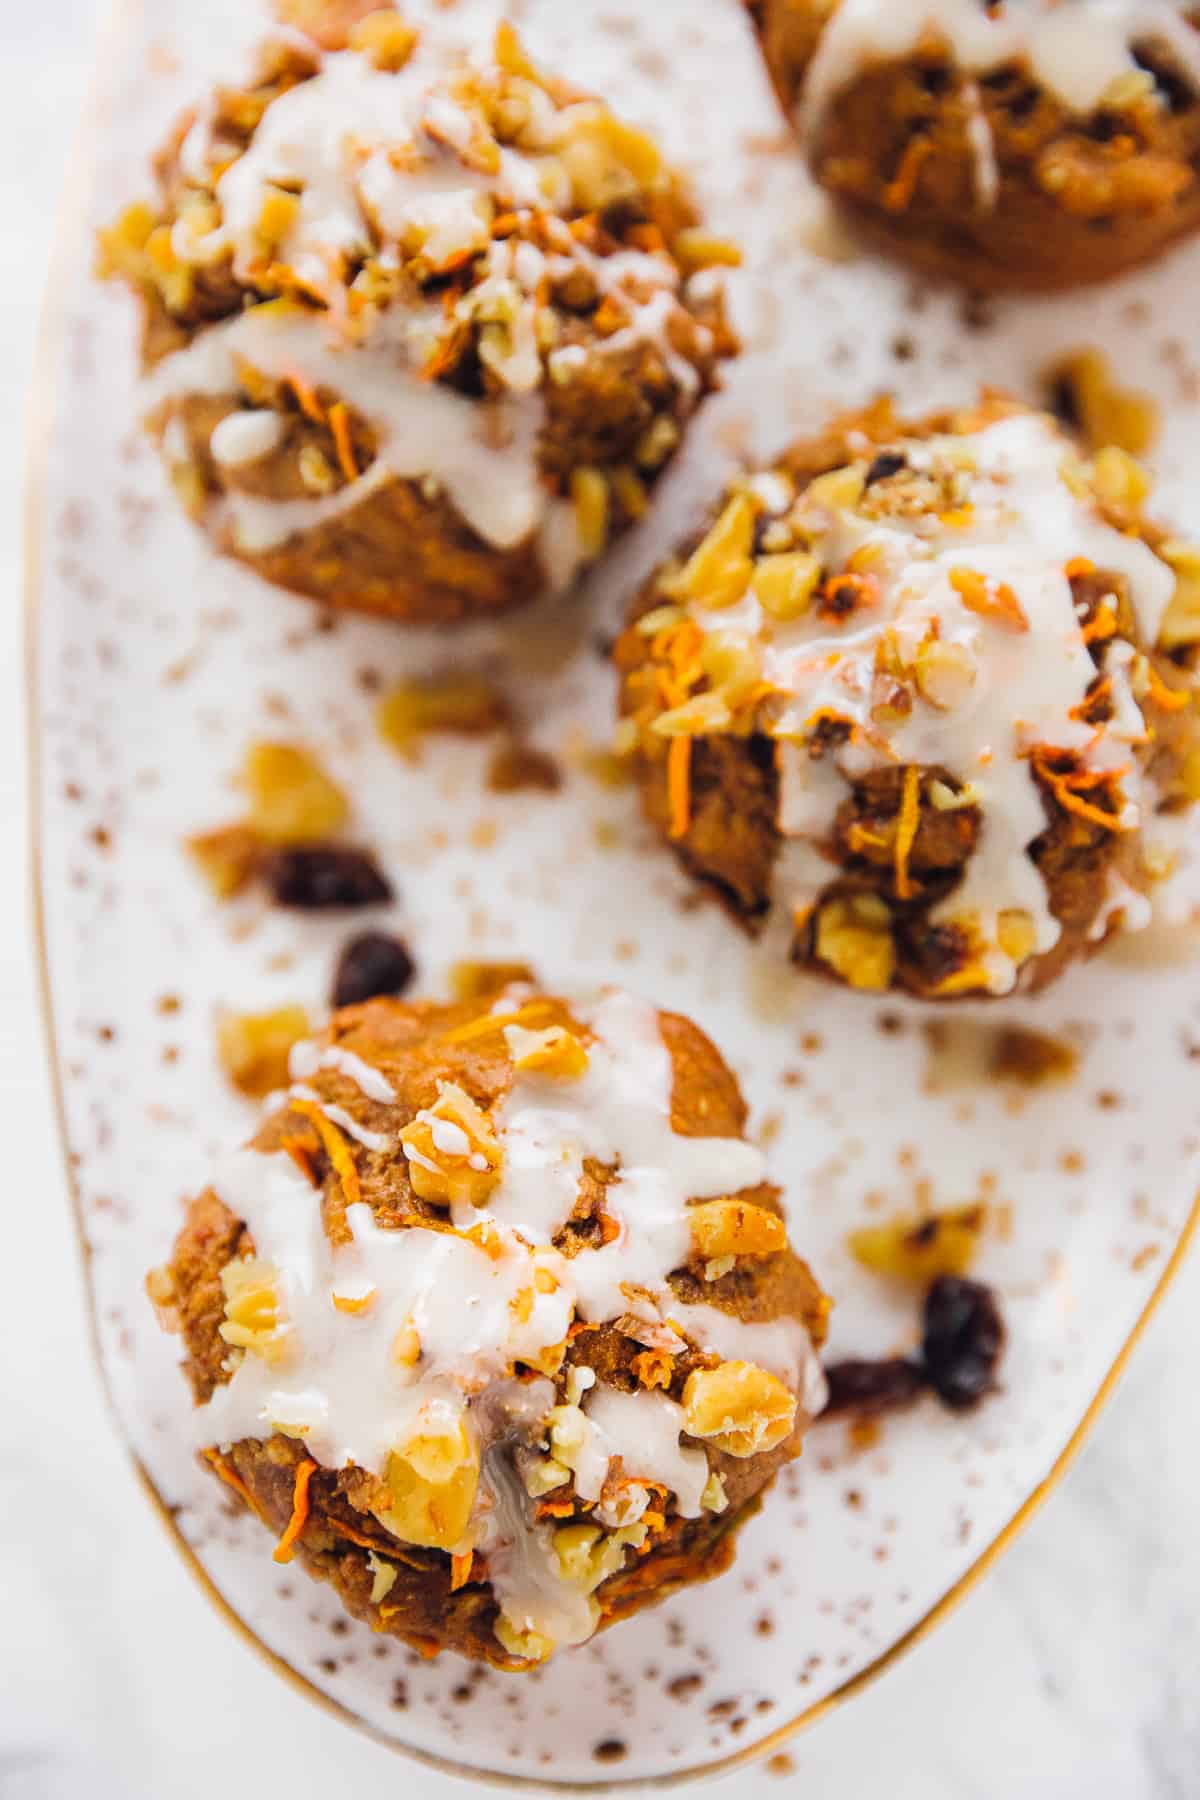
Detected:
left=1081, top=601, right=1118, bottom=643
left=441, top=1000, right=553, bottom=1044
left=421, top=325, right=468, bottom=382
left=283, top=366, right=325, bottom=423
left=949, top=566, right=1029, bottom=632
left=203, top=1447, right=265, bottom=1521
left=667, top=734, right=691, bottom=840
left=490, top=211, right=519, bottom=237
left=1146, top=664, right=1191, bottom=712
left=289, top=1099, right=362, bottom=1209
left=450, top=1552, right=474, bottom=1591
left=273, top=1459, right=318, bottom=1564
left=893, top=765, right=922, bottom=900
left=1064, top=556, right=1095, bottom=579
left=279, top=1125, right=320, bottom=1185
left=883, top=135, right=931, bottom=212
left=1032, top=756, right=1132, bottom=830
left=328, top=402, right=359, bottom=482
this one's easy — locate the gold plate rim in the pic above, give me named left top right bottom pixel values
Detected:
left=25, top=0, right=1200, bottom=1787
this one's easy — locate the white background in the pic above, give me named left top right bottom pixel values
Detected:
left=5, top=4, right=1199, bottom=1797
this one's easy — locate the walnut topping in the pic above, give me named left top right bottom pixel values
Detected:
left=849, top=1205, right=988, bottom=1284
left=399, top=1081, right=503, bottom=1207
left=219, top=1258, right=290, bottom=1363
left=688, top=1198, right=787, bottom=1261
left=374, top=1408, right=479, bottom=1550
left=681, top=1361, right=796, bottom=1458
left=216, top=1004, right=311, bottom=1098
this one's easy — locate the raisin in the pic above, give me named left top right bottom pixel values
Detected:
left=262, top=844, right=394, bottom=910
left=332, top=931, right=416, bottom=1008
left=864, top=450, right=907, bottom=486
left=921, top=1275, right=1005, bottom=1411
left=821, top=1357, right=926, bottom=1418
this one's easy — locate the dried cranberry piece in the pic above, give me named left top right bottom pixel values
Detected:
left=921, top=1275, right=1005, bottom=1411
left=821, top=1357, right=926, bottom=1418
left=332, top=932, right=416, bottom=1008
left=262, top=845, right=394, bottom=910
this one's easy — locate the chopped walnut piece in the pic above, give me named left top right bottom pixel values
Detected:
left=681, top=1360, right=796, bottom=1457
left=664, top=494, right=756, bottom=610
left=186, top=823, right=263, bottom=899
left=399, top=1081, right=502, bottom=1207
left=849, top=1204, right=987, bottom=1284
left=219, top=1257, right=291, bottom=1363
left=241, top=741, right=349, bottom=845
left=374, top=1410, right=479, bottom=1549
left=377, top=675, right=509, bottom=757
left=216, top=1004, right=310, bottom=1098
left=812, top=894, right=896, bottom=992
left=1048, top=348, right=1158, bottom=456
left=688, top=1198, right=787, bottom=1261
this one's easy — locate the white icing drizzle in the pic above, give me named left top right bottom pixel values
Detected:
left=695, top=413, right=1175, bottom=991
left=190, top=989, right=822, bottom=1654
left=145, top=41, right=705, bottom=586
left=800, top=1, right=1200, bottom=211
left=288, top=1084, right=393, bottom=1153
left=578, top=1387, right=709, bottom=1518
left=288, top=1038, right=397, bottom=1103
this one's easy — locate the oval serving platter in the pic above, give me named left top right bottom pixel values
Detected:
left=30, top=0, right=1200, bottom=1784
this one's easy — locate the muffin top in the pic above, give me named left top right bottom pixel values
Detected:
left=621, top=398, right=1196, bottom=994
left=101, top=19, right=733, bottom=576
left=168, top=987, right=827, bottom=1661
left=799, top=0, right=1200, bottom=135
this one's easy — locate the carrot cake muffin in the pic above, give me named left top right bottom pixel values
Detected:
left=748, top=0, right=1200, bottom=290
left=149, top=985, right=829, bottom=1665
left=99, top=14, right=735, bottom=623
left=615, top=394, right=1200, bottom=998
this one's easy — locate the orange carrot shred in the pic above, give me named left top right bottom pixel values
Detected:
left=893, top=765, right=922, bottom=901
left=441, top=1000, right=553, bottom=1044
left=667, top=734, right=691, bottom=840
left=283, top=366, right=325, bottom=423
left=1081, top=601, right=1118, bottom=643
left=273, top=1458, right=318, bottom=1564
left=883, top=136, right=931, bottom=212
left=450, top=1552, right=474, bottom=1591
left=328, top=401, right=359, bottom=483
left=289, top=1099, right=362, bottom=1210
left=203, top=1447, right=265, bottom=1521
left=949, top=566, right=1028, bottom=632
left=1064, top=557, right=1095, bottom=579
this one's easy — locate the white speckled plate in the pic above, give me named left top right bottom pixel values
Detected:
left=30, top=0, right=1200, bottom=1785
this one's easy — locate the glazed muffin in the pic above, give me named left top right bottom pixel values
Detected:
left=148, top=986, right=829, bottom=1666
left=615, top=394, right=1200, bottom=999
left=748, top=0, right=1200, bottom=290
left=98, top=13, right=736, bottom=624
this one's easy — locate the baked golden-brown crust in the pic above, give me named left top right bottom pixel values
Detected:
left=154, top=992, right=829, bottom=1667
left=616, top=395, right=1200, bottom=999
left=748, top=0, right=1200, bottom=290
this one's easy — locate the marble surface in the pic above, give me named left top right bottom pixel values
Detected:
left=5, top=4, right=1200, bottom=1797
